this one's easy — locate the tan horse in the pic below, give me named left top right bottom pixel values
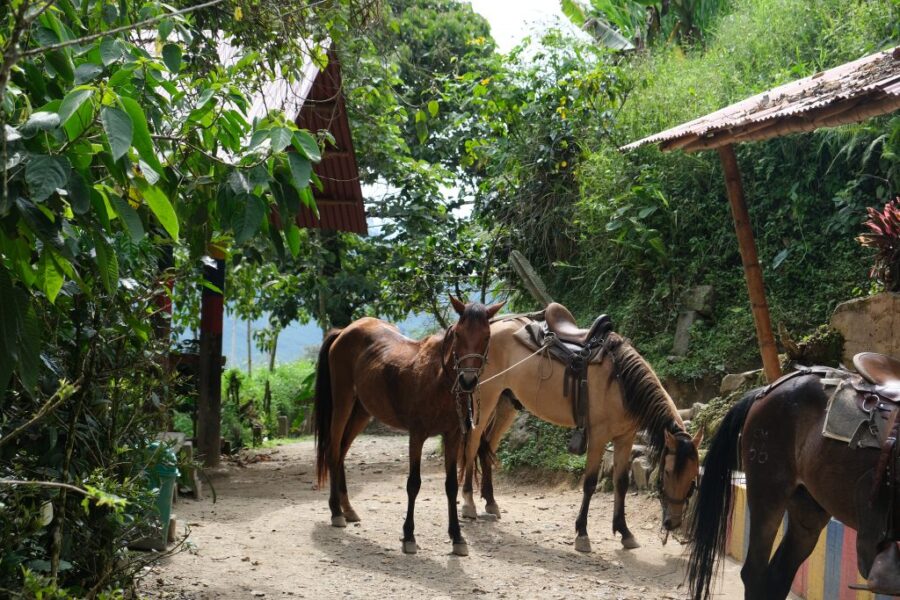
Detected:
left=313, top=297, right=504, bottom=556
left=461, top=317, right=702, bottom=552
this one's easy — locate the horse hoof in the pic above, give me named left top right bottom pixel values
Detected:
left=575, top=535, right=592, bottom=553
left=485, top=503, right=501, bottom=518
left=331, top=515, right=347, bottom=528
left=452, top=542, right=469, bottom=556
left=622, top=536, right=640, bottom=550
left=402, top=540, right=418, bottom=554
left=343, top=509, right=361, bottom=523
left=462, top=504, right=477, bottom=520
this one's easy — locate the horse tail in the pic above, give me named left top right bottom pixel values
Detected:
left=687, top=390, right=757, bottom=600
left=314, top=329, right=342, bottom=487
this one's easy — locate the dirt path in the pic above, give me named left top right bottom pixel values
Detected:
left=139, top=435, right=747, bottom=599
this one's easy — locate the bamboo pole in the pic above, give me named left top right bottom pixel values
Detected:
left=718, top=144, right=782, bottom=383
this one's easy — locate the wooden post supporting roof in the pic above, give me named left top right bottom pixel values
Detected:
left=718, top=145, right=781, bottom=382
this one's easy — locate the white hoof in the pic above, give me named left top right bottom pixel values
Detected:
left=575, top=535, right=592, bottom=553
left=452, top=542, right=469, bottom=556
left=331, top=515, right=347, bottom=528
left=462, top=504, right=477, bottom=520
left=343, top=509, right=361, bottom=523
left=622, top=536, right=640, bottom=550
left=402, top=540, right=418, bottom=554
left=485, top=503, right=501, bottom=518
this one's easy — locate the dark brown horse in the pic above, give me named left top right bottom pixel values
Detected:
left=313, top=297, right=504, bottom=556
left=687, top=374, right=900, bottom=600
left=460, top=318, right=702, bottom=552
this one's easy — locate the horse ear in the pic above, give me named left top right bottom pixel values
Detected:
left=664, top=429, right=677, bottom=450
left=449, top=295, right=466, bottom=316
left=692, top=428, right=704, bottom=448
left=485, top=300, right=506, bottom=319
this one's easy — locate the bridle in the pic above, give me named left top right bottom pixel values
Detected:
left=442, top=324, right=490, bottom=432
left=658, top=433, right=699, bottom=509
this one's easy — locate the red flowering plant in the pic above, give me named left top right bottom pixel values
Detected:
left=858, top=197, right=900, bottom=292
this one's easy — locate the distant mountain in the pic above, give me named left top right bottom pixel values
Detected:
left=219, top=311, right=435, bottom=371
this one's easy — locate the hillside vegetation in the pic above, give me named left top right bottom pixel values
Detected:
left=541, top=0, right=898, bottom=379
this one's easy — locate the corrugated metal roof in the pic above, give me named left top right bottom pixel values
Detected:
left=295, top=50, right=367, bottom=234
left=622, top=47, right=900, bottom=153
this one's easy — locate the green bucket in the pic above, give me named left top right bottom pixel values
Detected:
left=146, top=442, right=180, bottom=549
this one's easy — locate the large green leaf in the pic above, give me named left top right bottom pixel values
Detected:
left=286, top=223, right=301, bottom=257
left=38, top=250, right=64, bottom=303
left=67, top=170, right=91, bottom=214
left=270, top=127, right=293, bottom=153
left=57, top=87, right=94, bottom=126
left=26, top=155, right=71, bottom=202
left=19, top=112, right=60, bottom=138
left=232, top=193, right=267, bottom=244
left=162, top=43, right=182, bottom=73
left=140, top=184, right=179, bottom=240
left=287, top=152, right=312, bottom=192
left=292, top=130, right=321, bottom=162
left=119, top=95, right=165, bottom=179
left=100, top=107, right=133, bottom=161
left=100, top=37, right=123, bottom=65
left=93, top=235, right=119, bottom=295
left=112, top=196, right=145, bottom=242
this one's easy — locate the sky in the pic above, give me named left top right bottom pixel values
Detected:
left=468, top=0, right=578, bottom=52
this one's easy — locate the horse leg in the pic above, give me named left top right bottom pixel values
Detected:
left=574, top=435, right=608, bottom=552
left=740, top=467, right=794, bottom=599
left=327, top=385, right=357, bottom=528
left=337, top=402, right=371, bottom=523
left=402, top=432, right=426, bottom=554
left=461, top=427, right=482, bottom=520
left=764, top=487, right=829, bottom=600
left=482, top=396, right=518, bottom=518
left=611, top=432, right=639, bottom=549
left=443, top=430, right=468, bottom=556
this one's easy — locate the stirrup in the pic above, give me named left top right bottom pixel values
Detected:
left=567, top=428, right=587, bottom=455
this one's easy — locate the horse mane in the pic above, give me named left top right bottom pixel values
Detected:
left=604, top=332, right=681, bottom=461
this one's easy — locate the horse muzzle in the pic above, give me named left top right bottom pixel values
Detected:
left=457, top=372, right=478, bottom=392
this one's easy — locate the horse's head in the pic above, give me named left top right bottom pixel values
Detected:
left=447, top=295, right=505, bottom=392
left=659, top=428, right=703, bottom=531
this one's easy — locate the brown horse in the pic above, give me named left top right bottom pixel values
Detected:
left=313, top=297, right=504, bottom=556
left=687, top=374, right=900, bottom=600
left=461, top=317, right=702, bottom=552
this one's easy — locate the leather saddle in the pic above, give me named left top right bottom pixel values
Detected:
left=854, top=352, right=900, bottom=402
left=544, top=303, right=612, bottom=347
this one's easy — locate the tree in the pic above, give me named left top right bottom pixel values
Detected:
left=0, top=0, right=376, bottom=593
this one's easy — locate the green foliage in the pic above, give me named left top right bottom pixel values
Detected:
left=210, top=361, right=315, bottom=447
left=0, top=0, right=374, bottom=594
left=497, top=418, right=585, bottom=475
left=542, top=0, right=897, bottom=378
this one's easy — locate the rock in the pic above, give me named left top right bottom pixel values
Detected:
left=631, top=457, right=652, bottom=491
left=831, top=292, right=900, bottom=365
left=682, top=285, right=715, bottom=317
left=720, top=369, right=762, bottom=395
left=600, top=447, right=615, bottom=479
left=505, top=412, right=532, bottom=451
left=672, top=310, right=697, bottom=356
